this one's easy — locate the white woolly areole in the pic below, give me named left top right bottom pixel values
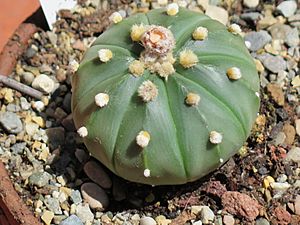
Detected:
left=95, top=93, right=109, bottom=107
left=138, top=80, right=158, bottom=102
left=179, top=49, right=198, bottom=68
left=166, top=3, right=179, bottom=16
left=109, top=12, right=123, bottom=24
left=209, top=131, right=223, bottom=144
left=192, top=26, right=208, bottom=40
left=144, top=169, right=151, bottom=177
left=77, top=126, right=88, bottom=137
left=219, top=158, right=224, bottom=163
left=226, top=67, right=242, bottom=80
left=255, top=92, right=260, bottom=98
left=69, top=59, right=79, bottom=73
left=98, top=49, right=113, bottom=62
left=136, top=131, right=150, bottom=148
left=245, top=41, right=251, bottom=49
left=228, top=23, right=242, bottom=35
left=185, top=93, right=201, bottom=106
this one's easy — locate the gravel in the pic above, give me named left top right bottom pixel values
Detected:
left=276, top=0, right=297, bottom=17
left=0, top=112, right=23, bottom=134
left=0, top=1, right=299, bottom=225
left=60, top=215, right=83, bottom=225
left=28, top=171, right=52, bottom=187
left=244, top=31, right=272, bottom=51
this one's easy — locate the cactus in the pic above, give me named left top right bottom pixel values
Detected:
left=71, top=6, right=260, bottom=185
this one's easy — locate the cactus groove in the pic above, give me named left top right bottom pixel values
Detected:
left=71, top=7, right=260, bottom=185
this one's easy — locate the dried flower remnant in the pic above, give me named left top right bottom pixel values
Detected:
left=136, top=131, right=151, bottom=148
left=129, top=60, right=145, bottom=77
left=138, top=80, right=158, bottom=102
left=98, top=49, right=113, bottom=62
left=94, top=93, right=109, bottom=107
left=228, top=24, right=242, bottom=35
left=166, top=3, right=179, bottom=16
left=192, top=26, right=208, bottom=40
left=185, top=93, right=200, bottom=106
left=227, top=67, right=242, bottom=80
left=109, top=12, right=123, bottom=24
left=141, top=26, right=175, bottom=55
left=180, top=49, right=198, bottom=68
left=210, top=131, right=223, bottom=144
left=131, top=24, right=146, bottom=42
left=77, top=126, right=88, bottom=137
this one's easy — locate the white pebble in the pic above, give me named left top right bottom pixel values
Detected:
left=32, top=101, right=45, bottom=112
left=32, top=74, right=55, bottom=94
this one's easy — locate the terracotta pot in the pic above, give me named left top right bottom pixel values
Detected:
left=0, top=12, right=42, bottom=225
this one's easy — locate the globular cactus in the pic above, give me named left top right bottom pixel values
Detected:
left=71, top=6, right=260, bottom=185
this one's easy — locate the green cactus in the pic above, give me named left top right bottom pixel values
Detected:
left=71, top=7, right=260, bottom=185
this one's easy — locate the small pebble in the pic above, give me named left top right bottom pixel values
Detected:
left=81, top=182, right=109, bottom=210
left=140, top=216, right=157, bottom=225
left=70, top=190, right=82, bottom=205
left=75, top=204, right=94, bottom=224
left=276, top=0, right=297, bottom=17
left=244, top=31, right=272, bottom=52
left=59, top=215, right=83, bottom=225
left=32, top=74, right=55, bottom=94
left=205, top=5, right=228, bottom=25
left=29, top=171, right=52, bottom=187
left=200, top=206, right=215, bottom=224
left=41, top=210, right=55, bottom=225
left=223, top=214, right=235, bottom=225
left=255, top=218, right=270, bottom=225
left=0, top=112, right=23, bottom=134
left=83, top=161, right=112, bottom=188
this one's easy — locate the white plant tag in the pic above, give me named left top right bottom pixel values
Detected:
left=39, top=0, right=77, bottom=30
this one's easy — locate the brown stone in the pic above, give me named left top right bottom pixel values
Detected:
left=282, top=123, right=296, bottom=145
left=267, top=83, right=285, bottom=106
left=221, top=191, right=261, bottom=221
left=272, top=206, right=291, bottom=225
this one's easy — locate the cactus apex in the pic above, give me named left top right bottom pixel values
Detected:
left=185, top=92, right=200, bottom=106
left=94, top=93, right=109, bottom=107
left=109, top=12, right=123, bottom=24
left=129, top=60, right=145, bottom=77
left=143, top=169, right=151, bottom=177
left=228, top=23, right=242, bottom=35
left=77, top=126, right=88, bottom=137
left=226, top=67, right=242, bottom=80
left=192, top=26, right=208, bottom=40
left=141, top=26, right=175, bottom=55
left=131, top=24, right=147, bottom=42
left=98, top=49, right=113, bottom=62
left=138, top=80, right=158, bottom=102
left=166, top=3, right=179, bottom=16
left=179, top=49, right=198, bottom=68
left=209, top=131, right=223, bottom=144
left=136, top=131, right=151, bottom=148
